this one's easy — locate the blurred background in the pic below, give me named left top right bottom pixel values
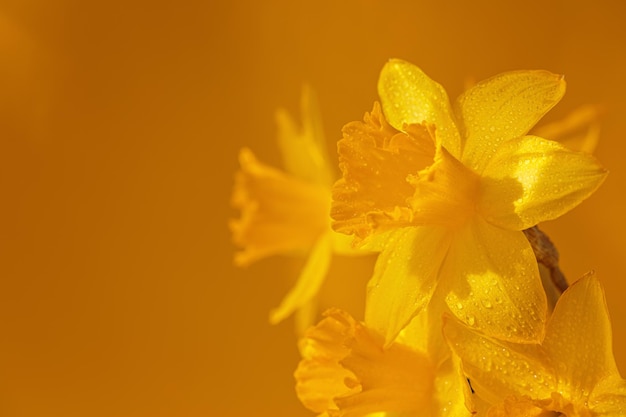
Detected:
left=1, top=0, right=625, bottom=416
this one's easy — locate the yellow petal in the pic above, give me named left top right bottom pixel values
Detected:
left=480, top=135, right=607, bottom=231
left=485, top=396, right=549, bottom=417
left=443, top=315, right=555, bottom=406
left=230, top=148, right=330, bottom=265
left=533, top=392, right=588, bottom=417
left=531, top=104, right=604, bottom=154
left=275, top=84, right=334, bottom=187
left=295, top=309, right=435, bottom=416
left=398, top=286, right=453, bottom=366
left=378, top=59, right=462, bottom=157
left=269, top=233, right=333, bottom=325
left=295, top=309, right=359, bottom=414
left=590, top=378, right=626, bottom=415
left=543, top=274, right=621, bottom=401
left=364, top=227, right=452, bottom=345
left=433, top=356, right=473, bottom=417
left=442, top=218, right=547, bottom=343
left=456, top=70, right=565, bottom=173
left=331, top=103, right=435, bottom=240
left=330, top=229, right=364, bottom=255
left=338, top=338, right=435, bottom=416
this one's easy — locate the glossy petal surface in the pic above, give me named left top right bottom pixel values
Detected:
left=364, top=227, right=451, bottom=345
left=446, top=275, right=626, bottom=417
left=456, top=70, right=565, bottom=172
left=444, top=315, right=554, bottom=406
left=378, top=59, right=461, bottom=157
left=443, top=218, right=547, bottom=342
left=591, top=379, right=626, bottom=415
left=480, top=135, right=607, bottom=230
left=543, top=274, right=620, bottom=401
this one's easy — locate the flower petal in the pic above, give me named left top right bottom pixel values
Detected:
left=433, top=356, right=474, bottom=417
left=230, top=148, right=331, bottom=266
left=456, top=70, right=565, bottom=173
left=443, top=315, right=555, bottom=406
left=295, top=309, right=360, bottom=414
left=485, top=396, right=552, bottom=417
left=331, top=103, right=435, bottom=240
left=275, top=84, right=334, bottom=187
left=397, top=292, right=449, bottom=365
left=364, top=227, right=451, bottom=345
left=442, top=218, right=547, bottom=343
left=480, top=135, right=607, bottom=231
left=531, top=104, right=604, bottom=154
left=269, top=233, right=333, bottom=325
left=590, top=378, right=626, bottom=415
left=378, top=59, right=461, bottom=157
left=295, top=309, right=435, bottom=416
left=543, top=274, right=622, bottom=401
left=338, top=334, right=435, bottom=416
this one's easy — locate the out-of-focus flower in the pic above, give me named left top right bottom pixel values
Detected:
left=444, top=274, right=626, bottom=416
left=532, top=104, right=605, bottom=154
left=332, top=59, right=607, bottom=344
left=230, top=86, right=358, bottom=330
left=295, top=302, right=470, bottom=417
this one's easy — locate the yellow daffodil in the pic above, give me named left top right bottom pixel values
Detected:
left=331, top=59, right=607, bottom=345
left=444, top=274, right=626, bottom=417
left=295, top=303, right=470, bottom=417
left=230, top=86, right=357, bottom=330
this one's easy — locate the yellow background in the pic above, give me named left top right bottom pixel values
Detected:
left=1, top=1, right=625, bottom=416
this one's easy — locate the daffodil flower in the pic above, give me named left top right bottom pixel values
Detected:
left=331, top=59, right=607, bottom=344
left=444, top=274, right=626, bottom=416
left=295, top=304, right=471, bottom=417
left=230, top=86, right=358, bottom=331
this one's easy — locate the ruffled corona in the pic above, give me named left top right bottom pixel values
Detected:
left=295, top=308, right=467, bottom=417
left=332, top=102, right=436, bottom=239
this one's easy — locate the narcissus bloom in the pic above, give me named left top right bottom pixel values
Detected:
left=295, top=304, right=470, bottom=417
left=444, top=274, right=626, bottom=416
left=332, top=59, right=607, bottom=344
left=230, top=86, right=356, bottom=329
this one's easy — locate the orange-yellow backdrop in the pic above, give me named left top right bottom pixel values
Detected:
left=1, top=1, right=625, bottom=416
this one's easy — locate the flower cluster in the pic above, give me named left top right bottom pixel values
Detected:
left=231, top=59, right=624, bottom=416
